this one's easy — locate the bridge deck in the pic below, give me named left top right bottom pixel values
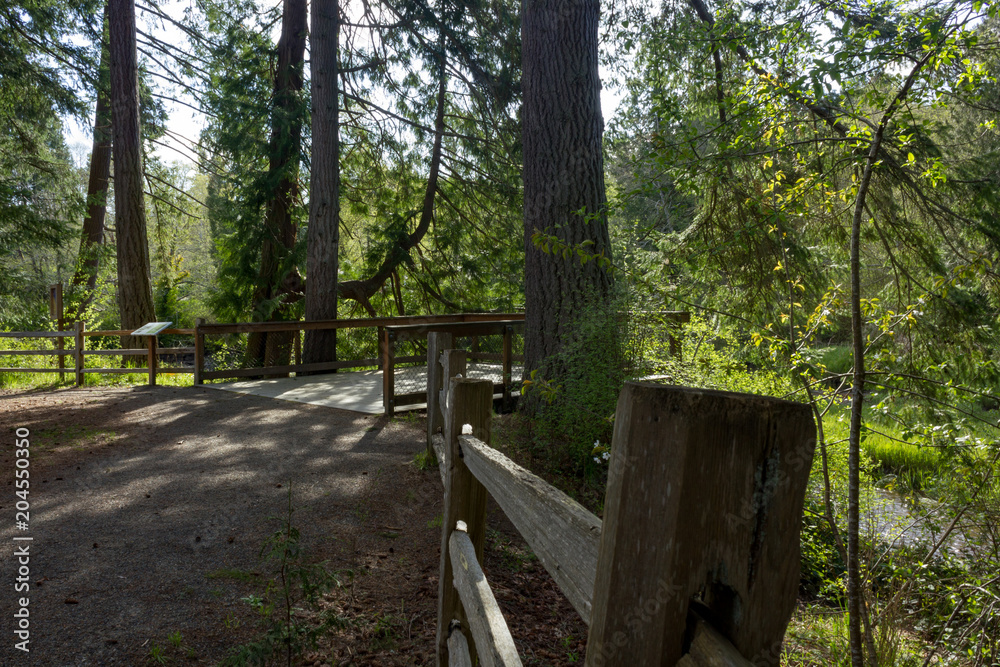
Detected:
left=207, top=362, right=517, bottom=414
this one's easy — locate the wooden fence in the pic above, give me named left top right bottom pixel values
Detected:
left=0, top=323, right=195, bottom=386
left=0, top=314, right=525, bottom=413
left=428, top=342, right=817, bottom=666
left=383, top=319, right=523, bottom=415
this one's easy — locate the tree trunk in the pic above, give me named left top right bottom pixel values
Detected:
left=245, top=0, right=307, bottom=371
left=69, top=10, right=111, bottom=321
left=847, top=51, right=935, bottom=667
left=109, top=0, right=156, bottom=353
left=302, top=0, right=340, bottom=370
left=521, top=0, right=613, bottom=375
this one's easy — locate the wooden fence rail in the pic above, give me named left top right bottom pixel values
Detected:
left=0, top=323, right=195, bottom=385
left=0, top=313, right=524, bottom=400
left=431, top=348, right=816, bottom=666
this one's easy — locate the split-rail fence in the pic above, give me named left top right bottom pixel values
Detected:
left=427, top=332, right=816, bottom=666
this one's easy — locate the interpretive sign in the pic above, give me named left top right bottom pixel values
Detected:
left=131, top=322, right=173, bottom=336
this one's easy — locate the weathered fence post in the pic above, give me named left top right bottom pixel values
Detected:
left=51, top=283, right=65, bottom=382
left=439, top=349, right=467, bottom=412
left=74, top=321, right=84, bottom=386
left=426, top=332, right=454, bottom=459
left=382, top=328, right=395, bottom=416
left=437, top=377, right=492, bottom=666
left=194, top=318, right=205, bottom=386
left=147, top=335, right=157, bottom=387
left=585, top=382, right=816, bottom=667
left=501, top=325, right=513, bottom=411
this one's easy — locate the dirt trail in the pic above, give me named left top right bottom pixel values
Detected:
left=0, top=386, right=442, bottom=665
left=0, top=386, right=586, bottom=666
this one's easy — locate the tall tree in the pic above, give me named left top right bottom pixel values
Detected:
left=302, top=0, right=340, bottom=367
left=244, top=0, right=307, bottom=369
left=521, top=0, right=613, bottom=374
left=109, top=0, right=156, bottom=349
left=69, top=11, right=112, bottom=320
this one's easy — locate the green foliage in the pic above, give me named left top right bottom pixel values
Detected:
left=655, top=315, right=795, bottom=397
left=412, top=449, right=436, bottom=471
left=218, top=484, right=347, bottom=667
left=524, top=297, right=634, bottom=474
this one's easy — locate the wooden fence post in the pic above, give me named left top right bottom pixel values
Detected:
left=53, top=283, right=65, bottom=383
left=437, top=378, right=492, bottom=666
left=382, top=328, right=395, bottom=416
left=426, top=332, right=454, bottom=459
left=147, top=336, right=157, bottom=387
left=585, top=382, right=815, bottom=667
left=74, top=321, right=84, bottom=386
left=194, top=318, right=205, bottom=385
left=501, top=325, right=513, bottom=411
left=439, top=349, right=467, bottom=418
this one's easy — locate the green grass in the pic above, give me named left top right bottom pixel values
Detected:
left=412, top=449, right=436, bottom=471
left=822, top=409, right=942, bottom=490
left=783, top=606, right=928, bottom=667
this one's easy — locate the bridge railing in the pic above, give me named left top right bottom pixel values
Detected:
left=383, top=320, right=524, bottom=415
left=430, top=349, right=817, bottom=666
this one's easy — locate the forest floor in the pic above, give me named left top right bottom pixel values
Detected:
left=0, top=385, right=586, bottom=666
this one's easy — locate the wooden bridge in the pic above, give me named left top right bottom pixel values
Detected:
left=0, top=313, right=526, bottom=416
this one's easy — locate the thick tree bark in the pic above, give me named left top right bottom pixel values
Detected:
left=521, top=0, right=613, bottom=374
left=70, top=57, right=111, bottom=320
left=302, top=0, right=340, bottom=369
left=245, top=0, right=307, bottom=370
left=108, top=0, right=156, bottom=352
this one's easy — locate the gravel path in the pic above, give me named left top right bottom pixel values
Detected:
left=0, top=385, right=427, bottom=666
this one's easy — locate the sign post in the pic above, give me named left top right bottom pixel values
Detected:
left=49, top=284, right=64, bottom=382
left=131, top=322, right=173, bottom=387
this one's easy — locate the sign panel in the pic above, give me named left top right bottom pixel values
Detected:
left=131, top=322, right=173, bottom=336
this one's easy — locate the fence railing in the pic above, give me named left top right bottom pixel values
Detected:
left=0, top=323, right=195, bottom=386
left=428, top=344, right=817, bottom=666
left=0, top=314, right=524, bottom=412
left=384, top=320, right=524, bottom=415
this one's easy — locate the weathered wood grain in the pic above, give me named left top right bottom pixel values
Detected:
left=440, top=350, right=467, bottom=415
left=447, top=625, right=474, bottom=667
left=449, top=528, right=523, bottom=667
left=675, top=616, right=755, bottom=667
left=194, top=318, right=205, bottom=385
left=432, top=433, right=446, bottom=484
left=437, top=378, right=493, bottom=666
left=0, top=331, right=74, bottom=338
left=459, top=434, right=601, bottom=624
left=382, top=328, right=395, bottom=415
left=585, top=382, right=816, bottom=667
left=427, top=332, right=454, bottom=456
left=75, top=321, right=84, bottom=386
left=198, top=312, right=524, bottom=335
